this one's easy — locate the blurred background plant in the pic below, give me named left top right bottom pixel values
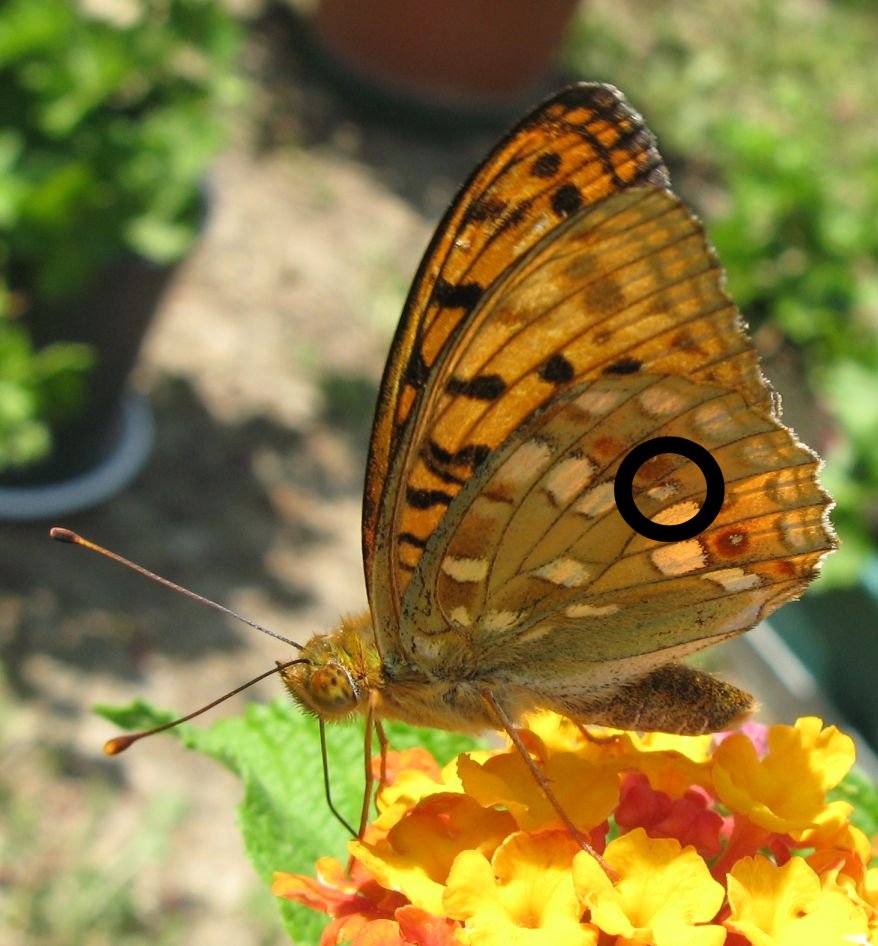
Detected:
left=564, top=0, right=878, bottom=589
left=0, top=286, right=92, bottom=469
left=0, top=0, right=241, bottom=474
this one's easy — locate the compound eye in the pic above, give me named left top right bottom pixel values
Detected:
left=309, top=664, right=358, bottom=712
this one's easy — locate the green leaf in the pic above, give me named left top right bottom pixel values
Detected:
left=1, top=0, right=243, bottom=296
left=832, top=769, right=878, bottom=854
left=95, top=698, right=480, bottom=944
left=0, top=307, right=94, bottom=469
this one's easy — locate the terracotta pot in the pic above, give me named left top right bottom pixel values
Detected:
left=314, top=0, right=581, bottom=108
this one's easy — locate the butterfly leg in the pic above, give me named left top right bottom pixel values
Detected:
left=358, top=693, right=379, bottom=839
left=345, top=695, right=381, bottom=876
left=319, top=718, right=357, bottom=837
left=375, top=718, right=389, bottom=813
left=575, top=724, right=622, bottom=746
left=480, top=689, right=618, bottom=882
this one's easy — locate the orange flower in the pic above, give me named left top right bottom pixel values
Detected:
left=272, top=856, right=408, bottom=946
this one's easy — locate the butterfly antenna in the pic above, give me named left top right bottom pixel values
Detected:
left=104, top=658, right=309, bottom=755
left=49, top=527, right=303, bottom=650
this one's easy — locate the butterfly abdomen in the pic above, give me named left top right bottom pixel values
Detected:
left=577, top=663, right=755, bottom=735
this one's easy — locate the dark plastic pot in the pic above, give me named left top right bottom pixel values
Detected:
left=0, top=186, right=210, bottom=519
left=0, top=390, right=154, bottom=521
left=0, top=251, right=180, bottom=518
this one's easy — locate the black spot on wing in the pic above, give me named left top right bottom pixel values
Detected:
left=446, top=374, right=506, bottom=400
left=429, top=440, right=491, bottom=470
left=463, top=194, right=509, bottom=224
left=402, top=348, right=429, bottom=389
left=496, top=198, right=532, bottom=235
left=604, top=358, right=642, bottom=375
left=406, top=488, right=453, bottom=509
left=423, top=439, right=491, bottom=486
left=434, top=277, right=484, bottom=312
left=398, top=532, right=428, bottom=550
left=539, top=353, right=575, bottom=384
left=422, top=460, right=466, bottom=488
left=531, top=151, right=562, bottom=178
left=551, top=183, right=583, bottom=218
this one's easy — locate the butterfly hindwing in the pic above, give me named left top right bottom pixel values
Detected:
left=399, top=371, right=831, bottom=690
left=384, top=188, right=780, bottom=605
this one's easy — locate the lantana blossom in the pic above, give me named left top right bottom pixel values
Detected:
left=273, top=715, right=876, bottom=945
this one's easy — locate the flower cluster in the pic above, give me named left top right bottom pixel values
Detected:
left=273, top=716, right=877, bottom=945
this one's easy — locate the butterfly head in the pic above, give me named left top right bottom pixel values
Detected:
left=278, top=611, right=378, bottom=722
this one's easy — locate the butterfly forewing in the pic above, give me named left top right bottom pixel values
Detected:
left=364, top=84, right=670, bottom=625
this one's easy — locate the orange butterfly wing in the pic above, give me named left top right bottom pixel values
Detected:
left=388, top=189, right=834, bottom=699
left=363, top=84, right=670, bottom=634
left=361, top=84, right=835, bottom=717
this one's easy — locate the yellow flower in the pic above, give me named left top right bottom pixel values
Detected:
left=522, top=710, right=595, bottom=754
left=573, top=828, right=726, bottom=946
left=712, top=717, right=855, bottom=836
left=275, top=715, right=877, bottom=946
left=443, top=830, right=598, bottom=946
left=725, top=855, right=870, bottom=945
left=370, top=747, right=470, bottom=833
left=457, top=737, right=618, bottom=834
left=351, top=792, right=516, bottom=916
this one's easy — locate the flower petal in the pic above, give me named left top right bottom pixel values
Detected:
left=713, top=718, right=855, bottom=836
left=458, top=746, right=617, bottom=834
left=444, top=831, right=598, bottom=946
left=725, top=855, right=870, bottom=946
left=574, top=828, right=725, bottom=945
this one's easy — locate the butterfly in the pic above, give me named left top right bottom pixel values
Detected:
left=276, top=83, right=836, bottom=847
left=78, top=83, right=833, bottom=862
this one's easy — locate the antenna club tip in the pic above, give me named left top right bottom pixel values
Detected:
left=104, top=736, right=134, bottom=755
left=50, top=527, right=77, bottom=543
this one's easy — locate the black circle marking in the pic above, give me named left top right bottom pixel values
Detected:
left=614, top=436, right=724, bottom=542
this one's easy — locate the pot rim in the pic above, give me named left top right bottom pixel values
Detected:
left=0, top=390, right=154, bottom=521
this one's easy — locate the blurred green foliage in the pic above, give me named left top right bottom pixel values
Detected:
left=0, top=0, right=242, bottom=296
left=0, top=0, right=242, bottom=471
left=564, top=0, right=878, bottom=586
left=0, top=290, right=93, bottom=469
